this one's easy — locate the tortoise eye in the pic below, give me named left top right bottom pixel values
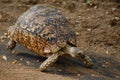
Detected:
left=47, top=37, right=57, bottom=44
left=51, top=37, right=57, bottom=42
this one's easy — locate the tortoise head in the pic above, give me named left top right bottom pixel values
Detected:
left=65, top=45, right=94, bottom=68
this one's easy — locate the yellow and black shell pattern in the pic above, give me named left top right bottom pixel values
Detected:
left=15, top=5, right=76, bottom=54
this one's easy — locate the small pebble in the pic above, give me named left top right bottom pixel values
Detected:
left=87, top=9, right=90, bottom=11
left=58, top=69, right=62, bottom=72
left=78, top=16, right=81, bottom=18
left=11, top=50, right=16, bottom=54
left=115, top=75, right=120, bottom=79
left=105, top=51, right=109, bottom=54
left=91, top=74, right=95, bottom=77
left=62, top=1, right=66, bottom=5
left=4, top=33, right=8, bottom=36
left=26, top=61, right=30, bottom=65
left=75, top=32, right=79, bottom=35
left=2, top=55, right=7, bottom=61
left=7, top=35, right=10, bottom=38
left=94, top=6, right=97, bottom=9
left=18, top=63, right=22, bottom=66
left=36, top=60, right=40, bottom=62
left=114, top=17, right=119, bottom=20
left=112, top=8, right=117, bottom=11
left=106, top=11, right=109, bottom=15
left=105, top=62, right=109, bottom=64
left=87, top=28, right=92, bottom=32
left=102, top=64, right=107, bottom=68
left=12, top=60, right=17, bottom=64
left=20, top=58, right=24, bottom=61
left=77, top=73, right=80, bottom=76
left=0, top=36, right=5, bottom=40
left=87, top=17, right=90, bottom=19
left=91, top=74, right=97, bottom=77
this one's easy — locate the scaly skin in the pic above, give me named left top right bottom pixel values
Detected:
left=78, top=54, right=94, bottom=68
left=39, top=52, right=60, bottom=71
left=7, top=39, right=16, bottom=50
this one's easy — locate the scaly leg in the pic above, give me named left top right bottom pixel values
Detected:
left=77, top=53, right=94, bottom=68
left=7, top=39, right=16, bottom=51
left=39, top=52, right=60, bottom=71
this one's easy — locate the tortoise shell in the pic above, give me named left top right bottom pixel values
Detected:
left=12, top=5, right=76, bottom=56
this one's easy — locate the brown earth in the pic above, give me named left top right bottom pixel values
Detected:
left=0, top=0, right=120, bottom=80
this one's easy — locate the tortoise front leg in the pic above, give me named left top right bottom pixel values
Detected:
left=76, top=53, right=94, bottom=68
left=39, top=52, right=60, bottom=71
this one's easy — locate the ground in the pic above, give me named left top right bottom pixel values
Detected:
left=0, top=0, right=120, bottom=80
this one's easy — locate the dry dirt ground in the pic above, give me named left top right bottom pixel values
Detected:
left=0, top=0, right=120, bottom=80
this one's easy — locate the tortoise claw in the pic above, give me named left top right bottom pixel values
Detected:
left=81, top=55, right=94, bottom=68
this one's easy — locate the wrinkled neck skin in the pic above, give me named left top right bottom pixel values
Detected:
left=65, top=44, right=84, bottom=58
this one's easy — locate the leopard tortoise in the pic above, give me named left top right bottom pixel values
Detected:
left=2, top=5, right=94, bottom=71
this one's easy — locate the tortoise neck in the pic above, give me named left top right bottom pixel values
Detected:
left=65, top=44, right=83, bottom=57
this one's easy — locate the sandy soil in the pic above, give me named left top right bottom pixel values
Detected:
left=0, top=0, right=120, bottom=80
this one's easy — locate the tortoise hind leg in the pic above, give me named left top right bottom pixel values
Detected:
left=39, top=52, right=60, bottom=72
left=7, top=39, right=16, bottom=51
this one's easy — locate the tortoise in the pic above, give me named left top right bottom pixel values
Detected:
left=3, top=5, right=94, bottom=71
